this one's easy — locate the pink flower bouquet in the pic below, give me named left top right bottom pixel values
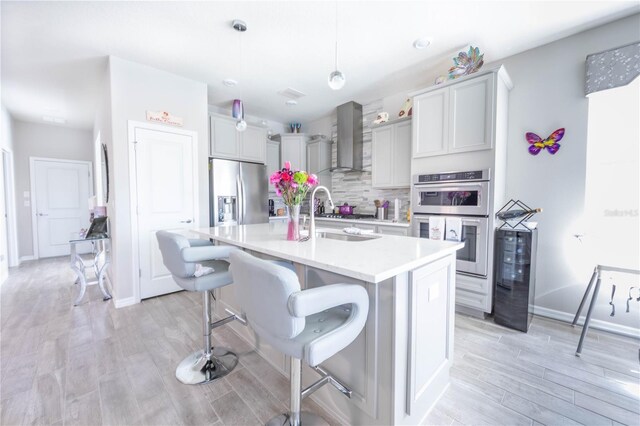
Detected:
left=269, top=161, right=318, bottom=207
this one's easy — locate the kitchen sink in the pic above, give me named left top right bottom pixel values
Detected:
left=316, top=231, right=380, bottom=242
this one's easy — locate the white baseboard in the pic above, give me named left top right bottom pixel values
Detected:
left=114, top=296, right=138, bottom=308
left=19, top=255, right=35, bottom=263
left=533, top=305, right=640, bottom=339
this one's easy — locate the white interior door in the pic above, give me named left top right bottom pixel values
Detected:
left=32, top=159, right=92, bottom=258
left=133, top=126, right=196, bottom=299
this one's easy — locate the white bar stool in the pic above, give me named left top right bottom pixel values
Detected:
left=229, top=250, right=369, bottom=426
left=156, top=231, right=245, bottom=385
left=572, top=264, right=640, bottom=356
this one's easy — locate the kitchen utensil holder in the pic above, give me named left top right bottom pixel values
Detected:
left=376, top=207, right=388, bottom=220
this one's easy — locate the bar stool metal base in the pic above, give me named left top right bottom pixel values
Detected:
left=266, top=412, right=327, bottom=426
left=175, top=347, right=238, bottom=385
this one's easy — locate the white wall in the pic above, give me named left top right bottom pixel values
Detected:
left=12, top=120, right=93, bottom=259
left=1, top=104, right=17, bottom=282
left=106, top=56, right=208, bottom=304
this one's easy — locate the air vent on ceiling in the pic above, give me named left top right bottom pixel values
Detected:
left=278, top=87, right=306, bottom=100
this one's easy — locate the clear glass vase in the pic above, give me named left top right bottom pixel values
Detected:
left=287, top=204, right=301, bottom=241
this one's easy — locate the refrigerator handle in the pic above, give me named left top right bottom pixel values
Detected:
left=240, top=176, right=247, bottom=223
left=236, top=174, right=243, bottom=224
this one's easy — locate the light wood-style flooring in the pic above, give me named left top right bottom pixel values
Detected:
left=1, top=256, right=639, bottom=426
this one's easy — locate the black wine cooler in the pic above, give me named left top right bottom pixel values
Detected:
left=493, top=229, right=538, bottom=332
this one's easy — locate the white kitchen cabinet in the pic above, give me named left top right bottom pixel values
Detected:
left=209, top=114, right=266, bottom=163
left=315, top=219, right=410, bottom=235
left=280, top=134, right=308, bottom=171
left=210, top=115, right=239, bottom=158
left=413, top=90, right=448, bottom=157
left=307, top=136, right=332, bottom=189
left=449, top=74, right=494, bottom=153
left=240, top=125, right=266, bottom=163
left=372, top=119, right=411, bottom=188
left=306, top=137, right=331, bottom=174
left=412, top=72, right=494, bottom=158
left=377, top=225, right=409, bottom=236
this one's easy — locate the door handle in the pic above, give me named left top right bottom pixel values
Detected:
left=37, top=213, right=48, bottom=216
left=180, top=219, right=193, bottom=224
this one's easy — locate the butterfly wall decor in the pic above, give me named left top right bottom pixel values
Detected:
left=526, top=128, right=565, bottom=155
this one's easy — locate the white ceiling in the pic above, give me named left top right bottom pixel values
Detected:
left=1, top=1, right=638, bottom=129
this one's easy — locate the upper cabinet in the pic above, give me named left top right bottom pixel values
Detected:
left=372, top=118, right=411, bottom=188
left=307, top=135, right=332, bottom=189
left=306, top=136, right=331, bottom=175
left=412, top=72, right=495, bottom=158
left=209, top=114, right=266, bottom=163
left=280, top=134, right=308, bottom=171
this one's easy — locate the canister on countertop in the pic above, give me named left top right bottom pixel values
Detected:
left=394, top=198, right=400, bottom=222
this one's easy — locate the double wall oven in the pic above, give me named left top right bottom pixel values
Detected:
left=412, top=170, right=490, bottom=278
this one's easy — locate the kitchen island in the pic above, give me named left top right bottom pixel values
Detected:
left=194, top=223, right=463, bottom=425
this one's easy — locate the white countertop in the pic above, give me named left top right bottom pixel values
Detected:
left=193, top=223, right=462, bottom=283
left=314, top=217, right=411, bottom=228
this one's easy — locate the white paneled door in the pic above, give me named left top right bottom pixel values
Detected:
left=32, top=159, right=92, bottom=258
left=132, top=124, right=197, bottom=299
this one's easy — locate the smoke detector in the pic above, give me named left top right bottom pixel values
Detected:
left=223, top=78, right=238, bottom=87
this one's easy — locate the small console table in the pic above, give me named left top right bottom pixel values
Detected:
left=69, top=235, right=112, bottom=306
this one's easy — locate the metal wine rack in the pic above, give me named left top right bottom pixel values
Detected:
left=496, top=199, right=539, bottom=229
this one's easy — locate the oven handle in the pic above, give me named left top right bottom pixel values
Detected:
left=413, top=181, right=487, bottom=190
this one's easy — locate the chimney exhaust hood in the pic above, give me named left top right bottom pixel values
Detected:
left=331, top=101, right=363, bottom=172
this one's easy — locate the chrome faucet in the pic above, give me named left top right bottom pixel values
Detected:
left=309, top=186, right=334, bottom=241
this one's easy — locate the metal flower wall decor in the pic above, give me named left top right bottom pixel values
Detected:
left=448, top=46, right=485, bottom=79
left=526, top=128, right=565, bottom=155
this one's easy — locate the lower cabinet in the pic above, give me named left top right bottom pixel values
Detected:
left=314, top=219, right=410, bottom=235
left=376, top=225, right=410, bottom=236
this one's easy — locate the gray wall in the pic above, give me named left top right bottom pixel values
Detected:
left=499, top=14, right=640, bottom=330
left=13, top=120, right=93, bottom=259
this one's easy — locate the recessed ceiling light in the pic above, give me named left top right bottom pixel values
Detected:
left=413, top=38, right=432, bottom=49
left=223, top=78, right=238, bottom=87
left=285, top=100, right=298, bottom=106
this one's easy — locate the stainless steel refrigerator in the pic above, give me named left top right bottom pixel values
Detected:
left=209, top=158, right=268, bottom=226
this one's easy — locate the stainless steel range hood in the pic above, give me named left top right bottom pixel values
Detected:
left=331, top=101, right=363, bottom=172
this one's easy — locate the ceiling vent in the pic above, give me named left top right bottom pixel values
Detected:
left=278, top=87, right=306, bottom=100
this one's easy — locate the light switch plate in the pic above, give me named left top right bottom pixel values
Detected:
left=428, top=284, right=440, bottom=302
left=24, top=200, right=30, bottom=207
left=23, top=191, right=30, bottom=198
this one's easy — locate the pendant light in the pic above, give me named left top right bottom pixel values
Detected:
left=232, top=19, right=247, bottom=131
left=328, top=3, right=345, bottom=90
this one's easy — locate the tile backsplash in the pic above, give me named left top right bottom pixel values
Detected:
left=327, top=99, right=411, bottom=218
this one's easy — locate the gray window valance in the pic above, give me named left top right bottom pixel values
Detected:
left=585, top=42, right=640, bottom=96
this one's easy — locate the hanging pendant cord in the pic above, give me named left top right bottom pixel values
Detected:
left=334, top=1, right=338, bottom=69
